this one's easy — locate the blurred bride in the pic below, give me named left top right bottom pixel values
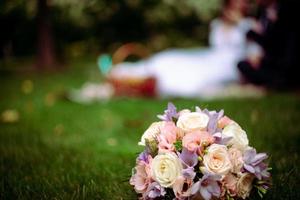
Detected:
left=108, top=0, right=263, bottom=97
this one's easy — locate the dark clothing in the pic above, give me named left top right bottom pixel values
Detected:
left=238, top=0, right=300, bottom=89
left=238, top=61, right=290, bottom=89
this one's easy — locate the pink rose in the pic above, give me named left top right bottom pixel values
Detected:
left=228, top=147, right=244, bottom=174
left=158, top=122, right=183, bottom=153
left=157, top=135, right=175, bottom=153
left=130, top=159, right=152, bottom=193
left=161, top=121, right=182, bottom=142
left=222, top=173, right=238, bottom=196
left=182, top=131, right=215, bottom=153
left=218, top=116, right=233, bottom=129
left=173, top=176, right=193, bottom=199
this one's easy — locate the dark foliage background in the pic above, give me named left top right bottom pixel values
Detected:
left=0, top=0, right=222, bottom=60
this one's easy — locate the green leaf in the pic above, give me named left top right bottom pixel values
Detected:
left=174, top=140, right=182, bottom=152
left=258, top=190, right=264, bottom=198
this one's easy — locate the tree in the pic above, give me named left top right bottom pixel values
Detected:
left=36, top=0, right=57, bottom=70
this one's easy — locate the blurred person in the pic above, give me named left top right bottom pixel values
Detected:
left=238, top=0, right=300, bottom=90
left=102, top=0, right=261, bottom=97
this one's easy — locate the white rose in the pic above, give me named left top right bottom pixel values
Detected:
left=138, top=121, right=165, bottom=146
left=177, top=112, right=209, bottom=132
left=237, top=173, right=255, bottom=199
left=222, top=123, right=249, bottom=151
left=178, top=109, right=191, bottom=116
left=151, top=152, right=182, bottom=187
left=203, top=144, right=232, bottom=175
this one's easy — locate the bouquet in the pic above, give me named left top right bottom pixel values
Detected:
left=130, top=103, right=271, bottom=200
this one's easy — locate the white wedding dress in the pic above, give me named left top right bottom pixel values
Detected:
left=111, top=18, right=261, bottom=97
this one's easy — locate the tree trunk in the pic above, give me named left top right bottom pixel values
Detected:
left=36, top=0, right=56, bottom=70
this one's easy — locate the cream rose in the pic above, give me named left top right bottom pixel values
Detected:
left=138, top=121, right=165, bottom=146
left=203, top=144, right=232, bottom=175
left=237, top=173, right=255, bottom=199
left=222, top=123, right=249, bottom=151
left=177, top=112, right=209, bottom=132
left=151, top=152, right=182, bottom=187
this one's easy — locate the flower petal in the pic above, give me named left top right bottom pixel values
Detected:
left=191, top=181, right=200, bottom=195
left=244, top=164, right=256, bottom=173
left=179, top=148, right=198, bottom=167
left=200, top=187, right=212, bottom=200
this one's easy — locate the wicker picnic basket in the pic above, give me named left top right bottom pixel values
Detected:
left=107, top=43, right=157, bottom=97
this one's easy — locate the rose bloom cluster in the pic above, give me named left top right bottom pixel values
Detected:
left=130, top=103, right=271, bottom=200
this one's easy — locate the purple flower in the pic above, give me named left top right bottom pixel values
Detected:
left=201, top=109, right=224, bottom=134
left=182, top=167, right=196, bottom=180
left=179, top=148, right=198, bottom=179
left=191, top=174, right=221, bottom=200
left=144, top=182, right=166, bottom=199
left=243, top=148, right=270, bottom=180
left=157, top=102, right=178, bottom=121
left=137, top=150, right=150, bottom=163
left=179, top=148, right=198, bottom=167
left=213, top=132, right=232, bottom=145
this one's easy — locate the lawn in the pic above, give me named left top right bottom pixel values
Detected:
left=0, top=59, right=300, bottom=199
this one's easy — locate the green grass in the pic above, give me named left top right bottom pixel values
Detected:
left=0, top=59, right=300, bottom=199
